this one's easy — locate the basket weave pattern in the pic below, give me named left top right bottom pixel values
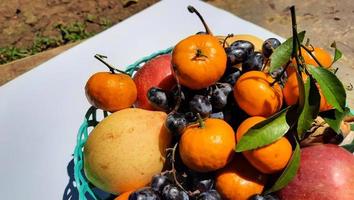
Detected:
left=73, top=47, right=173, bottom=200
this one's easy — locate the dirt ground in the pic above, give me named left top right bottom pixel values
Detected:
left=0, top=0, right=353, bottom=107
left=0, top=0, right=158, bottom=49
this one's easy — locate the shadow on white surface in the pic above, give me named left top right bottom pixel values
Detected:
left=63, top=158, right=115, bottom=200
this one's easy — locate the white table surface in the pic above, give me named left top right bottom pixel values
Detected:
left=0, top=0, right=282, bottom=199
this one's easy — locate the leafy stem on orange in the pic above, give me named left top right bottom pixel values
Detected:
left=192, top=49, right=208, bottom=60
left=196, top=113, right=205, bottom=128
left=290, top=6, right=302, bottom=73
left=187, top=5, right=212, bottom=35
left=290, top=6, right=306, bottom=119
left=270, top=60, right=291, bottom=87
left=94, top=54, right=129, bottom=75
left=300, top=44, right=326, bottom=68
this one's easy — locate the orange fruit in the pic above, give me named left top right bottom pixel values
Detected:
left=236, top=116, right=266, bottom=143
left=243, top=137, right=292, bottom=174
left=216, top=154, right=267, bottom=200
left=234, top=71, right=283, bottom=117
left=319, top=91, right=332, bottom=112
left=236, top=117, right=292, bottom=174
left=292, top=47, right=332, bottom=69
left=172, top=34, right=227, bottom=89
left=179, top=118, right=236, bottom=172
left=85, top=72, right=137, bottom=112
left=283, top=71, right=308, bottom=106
left=114, top=191, right=133, bottom=200
left=283, top=70, right=332, bottom=112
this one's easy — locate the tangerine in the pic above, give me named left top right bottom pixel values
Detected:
left=236, top=116, right=266, bottom=143
left=319, top=91, right=332, bottom=112
left=179, top=118, right=236, bottom=172
left=215, top=154, right=267, bottom=200
left=236, top=117, right=292, bottom=174
left=282, top=70, right=332, bottom=112
left=292, top=47, right=332, bottom=69
left=85, top=72, right=137, bottom=112
left=233, top=71, right=283, bottom=117
left=172, top=34, right=227, bottom=89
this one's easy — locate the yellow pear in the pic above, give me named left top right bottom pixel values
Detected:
left=83, top=108, right=171, bottom=194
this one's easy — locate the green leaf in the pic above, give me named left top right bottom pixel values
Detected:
left=236, top=108, right=291, bottom=152
left=297, top=77, right=320, bottom=138
left=320, top=108, right=350, bottom=133
left=308, top=65, right=346, bottom=112
left=270, top=31, right=306, bottom=73
left=351, top=123, right=354, bottom=131
left=265, top=140, right=301, bottom=194
left=330, top=41, right=343, bottom=64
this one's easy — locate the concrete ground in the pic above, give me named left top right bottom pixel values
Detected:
left=1, top=0, right=353, bottom=108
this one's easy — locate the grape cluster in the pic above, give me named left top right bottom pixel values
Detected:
left=128, top=174, right=221, bottom=200
left=139, top=36, right=282, bottom=200
left=147, top=37, right=281, bottom=137
left=250, top=194, right=280, bottom=200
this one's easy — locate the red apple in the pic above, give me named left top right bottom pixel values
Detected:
left=133, top=54, right=175, bottom=110
left=278, top=144, right=354, bottom=200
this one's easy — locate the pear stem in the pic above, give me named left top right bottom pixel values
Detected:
left=187, top=5, right=212, bottom=35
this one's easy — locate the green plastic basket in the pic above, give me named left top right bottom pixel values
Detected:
left=73, top=47, right=173, bottom=200
left=73, top=47, right=354, bottom=200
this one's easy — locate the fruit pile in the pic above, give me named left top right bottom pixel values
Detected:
left=78, top=5, right=354, bottom=200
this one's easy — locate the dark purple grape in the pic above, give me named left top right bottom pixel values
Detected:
left=196, top=190, right=221, bottom=200
left=270, top=67, right=287, bottom=86
left=218, top=83, right=233, bottom=96
left=242, top=52, right=264, bottom=72
left=129, top=188, right=160, bottom=200
left=195, top=179, right=214, bottom=193
left=222, top=68, right=241, bottom=86
left=250, top=194, right=265, bottom=200
left=165, top=113, right=187, bottom=136
left=210, top=112, right=224, bottom=119
left=264, top=194, right=280, bottom=200
left=185, top=112, right=197, bottom=123
left=147, top=87, right=173, bottom=112
left=179, top=191, right=189, bottom=200
left=226, top=40, right=254, bottom=65
left=162, top=185, right=179, bottom=200
left=162, top=184, right=189, bottom=200
left=190, top=172, right=215, bottom=193
left=210, top=88, right=227, bottom=109
left=172, top=85, right=188, bottom=103
left=151, top=174, right=170, bottom=192
left=262, top=38, right=281, bottom=58
left=189, top=95, right=212, bottom=118
left=250, top=194, right=280, bottom=200
left=230, top=40, right=254, bottom=53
